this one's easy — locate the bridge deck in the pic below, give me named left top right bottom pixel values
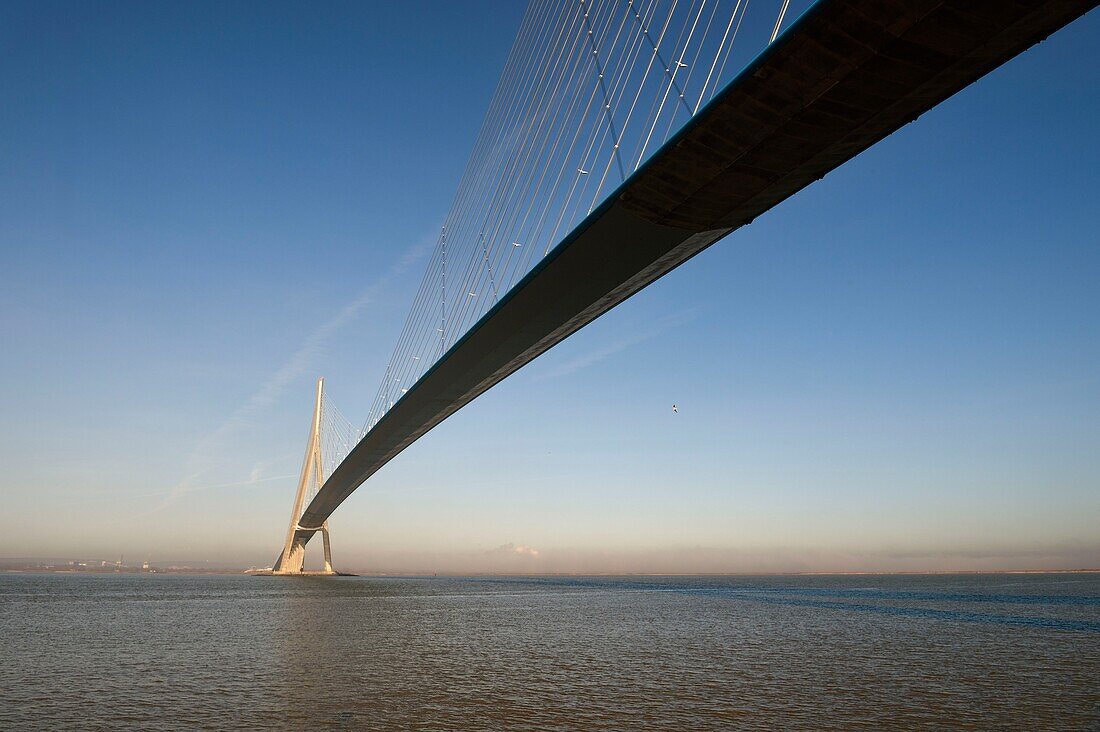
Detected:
left=295, top=0, right=1095, bottom=536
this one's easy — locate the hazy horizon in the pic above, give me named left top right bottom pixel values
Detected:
left=6, top=542, right=1100, bottom=576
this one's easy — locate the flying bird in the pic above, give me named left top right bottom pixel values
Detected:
left=672, top=404, right=678, bottom=413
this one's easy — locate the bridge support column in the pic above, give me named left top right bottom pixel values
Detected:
left=270, top=377, right=340, bottom=576
left=272, top=532, right=308, bottom=574
left=321, top=521, right=334, bottom=575
left=272, top=527, right=335, bottom=575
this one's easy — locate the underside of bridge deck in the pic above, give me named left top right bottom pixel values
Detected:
left=295, top=0, right=1096, bottom=537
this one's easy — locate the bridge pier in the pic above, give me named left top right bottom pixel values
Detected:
left=272, top=535, right=306, bottom=574
left=269, top=378, right=341, bottom=576
left=321, top=523, right=334, bottom=574
left=271, top=526, right=337, bottom=575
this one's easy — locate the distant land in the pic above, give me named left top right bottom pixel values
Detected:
left=2, top=558, right=1097, bottom=577
left=0, top=557, right=240, bottom=574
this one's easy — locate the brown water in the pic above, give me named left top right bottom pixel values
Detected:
left=1, top=573, right=1097, bottom=730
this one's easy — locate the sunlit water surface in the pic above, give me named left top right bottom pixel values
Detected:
left=2, top=573, right=1097, bottom=730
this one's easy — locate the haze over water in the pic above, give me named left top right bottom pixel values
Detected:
left=2, top=572, right=1097, bottom=730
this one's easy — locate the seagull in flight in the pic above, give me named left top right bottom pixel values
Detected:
left=672, top=404, right=678, bottom=413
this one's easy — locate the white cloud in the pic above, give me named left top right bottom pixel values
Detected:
left=248, top=461, right=267, bottom=483
left=488, top=542, right=540, bottom=558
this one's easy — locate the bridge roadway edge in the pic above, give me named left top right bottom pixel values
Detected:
left=292, top=0, right=1097, bottom=544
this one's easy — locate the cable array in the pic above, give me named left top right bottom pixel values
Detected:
left=359, top=0, right=806, bottom=437
left=299, top=389, right=360, bottom=512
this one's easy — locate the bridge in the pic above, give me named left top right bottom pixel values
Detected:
left=268, top=0, right=1096, bottom=574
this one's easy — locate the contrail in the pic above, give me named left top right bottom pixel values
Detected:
left=533, top=308, right=698, bottom=381
left=150, top=240, right=430, bottom=513
left=66, top=474, right=297, bottom=507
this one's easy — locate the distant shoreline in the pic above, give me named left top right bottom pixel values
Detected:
left=3, top=567, right=1098, bottom=577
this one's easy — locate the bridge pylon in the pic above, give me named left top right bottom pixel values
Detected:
left=271, top=377, right=339, bottom=575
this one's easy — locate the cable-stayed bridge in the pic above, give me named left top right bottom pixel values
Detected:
left=268, top=0, right=1096, bottom=574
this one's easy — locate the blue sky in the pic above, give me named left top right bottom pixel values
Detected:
left=1, top=2, right=1097, bottom=572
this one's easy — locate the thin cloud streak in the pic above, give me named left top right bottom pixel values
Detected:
left=64, top=473, right=297, bottom=507
left=151, top=240, right=431, bottom=513
left=533, top=309, right=699, bottom=381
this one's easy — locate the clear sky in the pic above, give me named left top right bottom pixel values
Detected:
left=1, top=2, right=1097, bottom=573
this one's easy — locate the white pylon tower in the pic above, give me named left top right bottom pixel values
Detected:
left=272, top=377, right=337, bottom=575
